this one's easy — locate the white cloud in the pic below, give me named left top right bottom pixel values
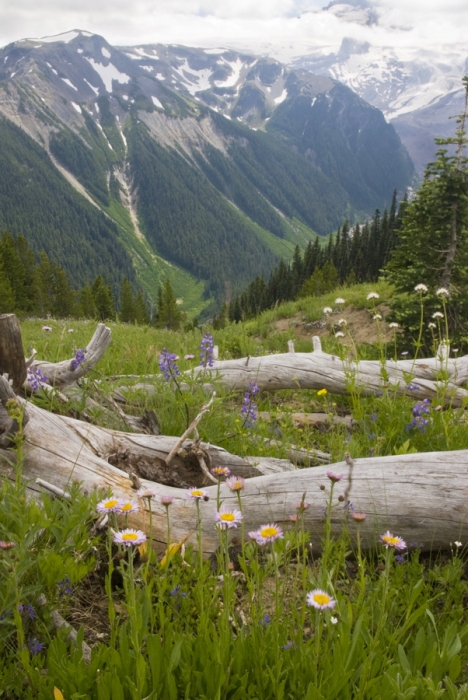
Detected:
left=0, top=0, right=467, bottom=57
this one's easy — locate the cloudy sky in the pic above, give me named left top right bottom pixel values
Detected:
left=1, top=0, right=467, bottom=57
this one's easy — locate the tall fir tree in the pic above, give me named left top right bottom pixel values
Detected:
left=385, top=77, right=468, bottom=348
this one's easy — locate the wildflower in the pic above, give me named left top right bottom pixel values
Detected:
left=226, top=476, right=245, bottom=492
left=454, top=541, right=462, bottom=547
left=432, top=311, right=444, bottom=319
left=118, top=500, right=140, bottom=514
left=335, top=298, right=345, bottom=305
left=161, top=495, right=174, bottom=506
left=395, top=554, right=407, bottom=564
left=327, top=471, right=343, bottom=483
left=18, top=604, right=35, bottom=619
left=159, top=349, right=180, bottom=381
left=289, top=514, right=298, bottom=522
left=215, top=508, right=243, bottom=529
left=27, top=367, right=49, bottom=392
left=68, top=328, right=74, bottom=333
left=28, top=638, right=44, bottom=655
left=406, top=416, right=429, bottom=432
left=70, top=349, right=86, bottom=371
left=317, top=388, right=327, bottom=396
left=241, top=382, right=260, bottom=427
left=282, top=641, right=294, bottom=650
left=380, top=531, right=406, bottom=550
left=0, top=541, right=15, bottom=550
left=136, top=488, right=157, bottom=499
left=114, top=529, right=147, bottom=547
left=251, top=523, right=284, bottom=545
left=373, top=314, right=382, bottom=321
left=351, top=512, right=366, bottom=522
left=330, top=616, right=339, bottom=624
left=428, top=322, right=436, bottom=329
left=335, top=331, right=345, bottom=338
left=412, top=398, right=431, bottom=417
left=406, top=383, right=420, bottom=391
left=263, top=615, right=271, bottom=625
left=200, top=333, right=215, bottom=368
left=306, top=589, right=336, bottom=610
left=42, top=325, right=52, bottom=332
left=57, top=576, right=73, bottom=596
left=211, top=466, right=230, bottom=477
left=296, top=501, right=310, bottom=511
left=170, top=585, right=187, bottom=598
left=436, top=287, right=450, bottom=297
left=367, top=292, right=379, bottom=300
left=414, top=284, right=428, bottom=293
left=389, top=322, right=399, bottom=329
left=96, top=497, right=122, bottom=513
left=401, top=351, right=409, bottom=356
left=184, top=354, right=195, bottom=360
left=186, top=488, right=209, bottom=500
left=323, top=307, right=333, bottom=314
left=338, top=318, right=347, bottom=326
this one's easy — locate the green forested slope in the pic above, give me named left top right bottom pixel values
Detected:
left=128, top=122, right=278, bottom=296
left=0, top=117, right=135, bottom=293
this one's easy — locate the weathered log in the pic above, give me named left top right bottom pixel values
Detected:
left=0, top=314, right=27, bottom=392
left=28, top=323, right=111, bottom=389
left=181, top=337, right=468, bottom=406
left=1, top=377, right=467, bottom=554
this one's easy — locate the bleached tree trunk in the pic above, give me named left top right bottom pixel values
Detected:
left=183, top=337, right=468, bottom=406
left=2, top=318, right=468, bottom=554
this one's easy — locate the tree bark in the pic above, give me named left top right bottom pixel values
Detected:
left=0, top=314, right=27, bottom=392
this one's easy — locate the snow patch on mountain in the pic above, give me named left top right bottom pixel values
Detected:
left=86, top=58, right=130, bottom=93
left=215, top=58, right=244, bottom=88
left=173, top=59, right=213, bottom=94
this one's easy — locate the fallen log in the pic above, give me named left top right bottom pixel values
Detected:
left=1, top=375, right=468, bottom=554
left=2, top=318, right=468, bottom=554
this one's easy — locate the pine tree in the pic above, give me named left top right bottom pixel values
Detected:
left=385, top=77, right=468, bottom=348
left=134, top=290, right=150, bottom=325
left=120, top=278, right=135, bottom=323
left=0, top=257, right=16, bottom=313
left=156, top=279, right=182, bottom=330
left=92, top=276, right=116, bottom=321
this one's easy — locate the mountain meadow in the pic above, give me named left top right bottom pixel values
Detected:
left=1, top=26, right=468, bottom=699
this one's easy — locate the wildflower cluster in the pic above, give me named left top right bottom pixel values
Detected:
left=158, top=349, right=180, bottom=381
left=70, top=348, right=86, bottom=371
left=27, top=367, right=49, bottom=392
left=200, top=333, right=215, bottom=368
left=97, top=497, right=140, bottom=514
left=406, top=398, right=431, bottom=432
left=241, top=382, right=260, bottom=427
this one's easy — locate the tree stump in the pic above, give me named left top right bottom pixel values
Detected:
left=0, top=314, right=26, bottom=392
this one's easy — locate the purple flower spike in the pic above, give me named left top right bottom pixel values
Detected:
left=159, top=349, right=180, bottom=381
left=200, top=333, right=214, bottom=368
left=241, top=381, right=260, bottom=427
left=27, top=367, right=49, bottom=392
left=70, top=348, right=86, bottom=371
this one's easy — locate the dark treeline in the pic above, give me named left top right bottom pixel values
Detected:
left=0, top=230, right=183, bottom=328
left=227, top=191, right=406, bottom=322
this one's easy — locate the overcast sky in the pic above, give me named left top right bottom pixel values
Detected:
left=1, top=0, right=467, bottom=57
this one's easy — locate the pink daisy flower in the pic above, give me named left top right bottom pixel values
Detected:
left=226, top=476, right=245, bottom=492
left=380, top=531, right=406, bottom=550
left=187, top=488, right=209, bottom=500
left=252, top=523, right=284, bottom=545
left=114, top=529, right=147, bottom=547
left=97, top=497, right=122, bottom=514
left=215, top=508, right=243, bottom=529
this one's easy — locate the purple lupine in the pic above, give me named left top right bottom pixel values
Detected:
left=28, top=638, right=44, bottom=655
left=70, top=349, right=86, bottom=371
left=406, top=398, right=431, bottom=432
left=57, top=575, right=73, bottom=596
left=158, top=349, right=180, bottom=381
left=27, top=367, right=49, bottom=392
left=241, top=382, right=260, bottom=427
left=200, top=333, right=214, bottom=368
left=18, top=604, right=35, bottom=620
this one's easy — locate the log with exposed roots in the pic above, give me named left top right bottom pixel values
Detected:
left=1, top=316, right=468, bottom=554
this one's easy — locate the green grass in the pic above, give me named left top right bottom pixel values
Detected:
left=3, top=286, right=468, bottom=697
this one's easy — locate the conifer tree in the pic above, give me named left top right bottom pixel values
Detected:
left=156, top=279, right=182, bottom=330
left=120, top=278, right=135, bottom=323
left=0, top=258, right=16, bottom=313
left=385, top=77, right=468, bottom=348
left=92, top=276, right=116, bottom=321
left=134, top=290, right=150, bottom=325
